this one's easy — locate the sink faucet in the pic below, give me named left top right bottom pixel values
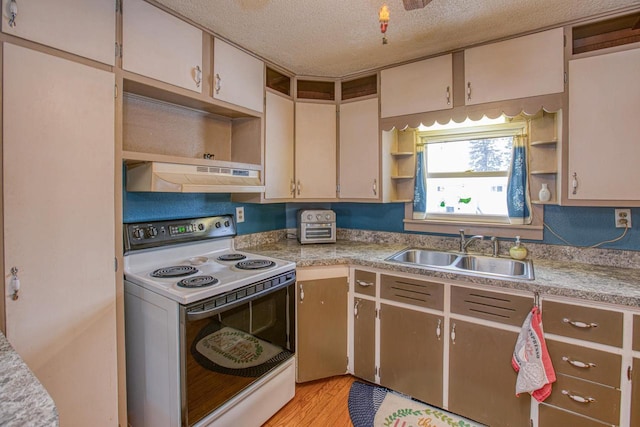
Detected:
left=491, top=236, right=499, bottom=257
left=459, top=229, right=484, bottom=252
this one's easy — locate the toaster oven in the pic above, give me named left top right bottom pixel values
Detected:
left=297, top=209, right=336, bottom=244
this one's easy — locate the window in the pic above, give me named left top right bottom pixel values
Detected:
left=413, top=119, right=529, bottom=225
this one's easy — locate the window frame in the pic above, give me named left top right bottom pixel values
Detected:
left=405, top=121, right=544, bottom=240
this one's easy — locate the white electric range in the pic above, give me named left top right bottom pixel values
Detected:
left=123, top=214, right=296, bottom=427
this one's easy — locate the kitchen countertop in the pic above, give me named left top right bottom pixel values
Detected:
left=246, top=239, right=640, bottom=308
left=0, top=332, right=58, bottom=427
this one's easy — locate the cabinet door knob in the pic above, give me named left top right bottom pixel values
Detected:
left=563, top=318, right=598, bottom=329
left=299, top=284, right=304, bottom=302
left=194, top=65, right=202, bottom=88
left=354, top=299, right=359, bottom=318
left=562, top=389, right=595, bottom=404
left=572, top=172, right=578, bottom=195
left=10, top=266, right=20, bottom=300
left=446, top=86, right=451, bottom=105
left=466, top=82, right=472, bottom=101
left=296, top=180, right=301, bottom=196
left=450, top=322, right=456, bottom=344
left=436, top=318, right=442, bottom=340
left=215, top=73, right=221, bottom=94
left=562, top=356, right=596, bottom=369
left=372, top=179, right=377, bottom=196
left=356, top=280, right=373, bottom=288
left=8, top=0, right=17, bottom=27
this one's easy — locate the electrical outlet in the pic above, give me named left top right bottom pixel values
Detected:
left=236, top=206, right=245, bottom=223
left=615, top=208, right=631, bottom=228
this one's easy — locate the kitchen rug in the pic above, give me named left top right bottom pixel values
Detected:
left=348, top=381, right=485, bottom=427
left=191, top=323, right=293, bottom=377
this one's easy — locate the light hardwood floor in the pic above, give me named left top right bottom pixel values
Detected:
left=263, top=375, right=357, bottom=426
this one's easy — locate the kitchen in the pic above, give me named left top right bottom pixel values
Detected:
left=1, top=1, right=640, bottom=426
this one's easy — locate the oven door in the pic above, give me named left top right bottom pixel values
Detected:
left=179, top=272, right=295, bottom=426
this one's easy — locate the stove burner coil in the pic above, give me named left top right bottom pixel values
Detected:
left=235, top=259, right=276, bottom=270
left=217, top=253, right=247, bottom=262
left=151, top=265, right=198, bottom=278
left=177, top=275, right=219, bottom=288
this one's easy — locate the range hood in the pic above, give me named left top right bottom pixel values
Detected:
left=126, top=161, right=265, bottom=193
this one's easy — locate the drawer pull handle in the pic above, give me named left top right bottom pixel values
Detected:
left=562, top=356, right=596, bottom=369
left=356, top=280, right=374, bottom=287
left=562, top=318, right=598, bottom=329
left=562, top=389, right=595, bottom=404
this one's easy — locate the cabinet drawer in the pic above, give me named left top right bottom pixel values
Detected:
left=539, top=404, right=611, bottom=427
left=450, top=286, right=532, bottom=327
left=354, top=269, right=376, bottom=297
left=542, top=301, right=623, bottom=347
left=634, top=314, right=640, bottom=352
left=380, top=274, right=443, bottom=310
left=544, top=374, right=620, bottom=425
left=546, top=339, right=621, bottom=388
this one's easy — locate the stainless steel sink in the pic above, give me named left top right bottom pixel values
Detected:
left=385, top=248, right=534, bottom=280
left=451, top=255, right=534, bottom=280
left=385, top=248, right=459, bottom=267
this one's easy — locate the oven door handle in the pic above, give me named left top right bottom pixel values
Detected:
left=185, top=274, right=296, bottom=321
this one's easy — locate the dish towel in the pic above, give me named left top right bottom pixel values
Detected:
left=512, top=306, right=556, bottom=402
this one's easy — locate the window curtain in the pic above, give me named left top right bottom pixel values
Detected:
left=506, top=135, right=532, bottom=224
left=413, top=145, right=427, bottom=219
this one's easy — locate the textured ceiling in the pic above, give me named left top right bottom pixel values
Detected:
left=155, top=0, right=640, bottom=77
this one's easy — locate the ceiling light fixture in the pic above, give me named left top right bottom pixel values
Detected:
left=379, top=4, right=390, bottom=44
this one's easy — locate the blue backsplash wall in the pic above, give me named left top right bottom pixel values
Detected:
left=123, top=191, right=639, bottom=251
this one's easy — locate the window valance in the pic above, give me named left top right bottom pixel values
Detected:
left=380, top=93, right=564, bottom=131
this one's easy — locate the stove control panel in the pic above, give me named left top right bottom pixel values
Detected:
left=124, top=214, right=237, bottom=253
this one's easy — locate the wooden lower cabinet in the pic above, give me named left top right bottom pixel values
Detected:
left=353, top=297, right=376, bottom=382
left=448, top=320, right=530, bottom=427
left=539, top=404, right=610, bottom=427
left=296, top=277, right=348, bottom=382
left=632, top=358, right=640, bottom=427
left=379, top=303, right=444, bottom=406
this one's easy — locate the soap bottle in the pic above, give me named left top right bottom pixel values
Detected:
left=509, top=236, right=528, bottom=260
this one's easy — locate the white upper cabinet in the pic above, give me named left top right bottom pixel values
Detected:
left=568, top=48, right=640, bottom=201
left=265, top=91, right=294, bottom=199
left=122, top=0, right=203, bottom=92
left=1, top=0, right=115, bottom=65
left=464, top=28, right=564, bottom=105
left=339, top=98, right=380, bottom=200
left=381, top=54, right=452, bottom=118
left=295, top=102, right=337, bottom=199
left=213, top=38, right=265, bottom=112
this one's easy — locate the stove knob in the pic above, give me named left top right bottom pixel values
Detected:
left=224, top=220, right=230, bottom=227
left=198, top=223, right=205, bottom=231
left=132, top=228, right=144, bottom=239
left=146, top=226, right=158, bottom=238
left=316, top=214, right=322, bottom=220
left=325, top=214, right=332, bottom=220
left=306, top=214, right=313, bottom=221
left=215, top=222, right=221, bottom=228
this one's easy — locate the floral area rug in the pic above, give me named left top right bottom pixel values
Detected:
left=348, top=381, right=485, bottom=427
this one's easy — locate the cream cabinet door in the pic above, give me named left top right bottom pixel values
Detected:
left=381, top=54, right=452, bottom=117
left=295, top=102, right=337, bottom=199
left=265, top=91, right=294, bottom=199
left=339, top=98, right=379, bottom=199
left=465, top=28, right=564, bottom=105
left=213, top=38, right=265, bottom=112
left=568, top=48, right=640, bottom=200
left=123, top=0, right=203, bottom=92
left=1, top=0, right=115, bottom=65
left=3, top=43, right=117, bottom=425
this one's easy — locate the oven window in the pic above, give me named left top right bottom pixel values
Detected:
left=184, top=285, right=294, bottom=426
